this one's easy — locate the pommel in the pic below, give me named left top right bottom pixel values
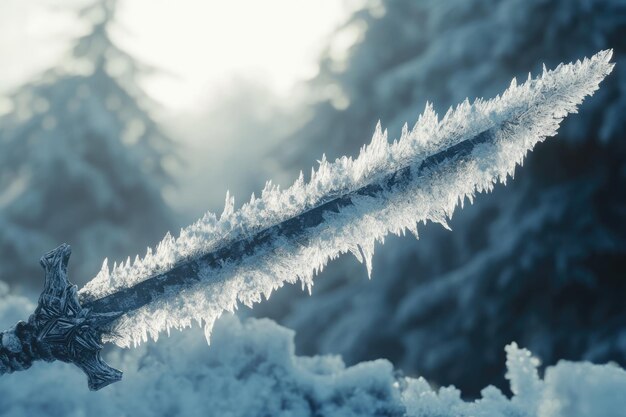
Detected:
left=27, top=244, right=123, bottom=390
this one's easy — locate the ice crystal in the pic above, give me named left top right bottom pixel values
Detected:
left=79, top=51, right=613, bottom=347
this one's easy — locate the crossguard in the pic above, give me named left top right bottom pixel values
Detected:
left=0, top=244, right=122, bottom=390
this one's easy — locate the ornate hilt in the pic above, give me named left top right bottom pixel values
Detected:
left=0, top=244, right=122, bottom=390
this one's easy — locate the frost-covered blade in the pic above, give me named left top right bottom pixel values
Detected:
left=77, top=50, right=614, bottom=348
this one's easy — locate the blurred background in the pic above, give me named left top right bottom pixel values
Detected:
left=0, top=0, right=624, bottom=400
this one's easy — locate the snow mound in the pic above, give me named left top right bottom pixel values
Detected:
left=1, top=288, right=624, bottom=417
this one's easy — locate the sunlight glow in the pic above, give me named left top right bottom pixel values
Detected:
left=0, top=0, right=355, bottom=111
left=117, top=0, right=353, bottom=109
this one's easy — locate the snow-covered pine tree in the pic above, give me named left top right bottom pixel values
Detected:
left=0, top=0, right=174, bottom=292
left=269, top=0, right=626, bottom=396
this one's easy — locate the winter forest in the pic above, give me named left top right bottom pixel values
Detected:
left=0, top=0, right=625, bottom=416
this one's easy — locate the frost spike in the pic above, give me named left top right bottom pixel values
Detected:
left=0, top=51, right=613, bottom=390
left=80, top=50, right=613, bottom=348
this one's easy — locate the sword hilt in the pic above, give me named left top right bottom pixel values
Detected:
left=0, top=244, right=122, bottom=390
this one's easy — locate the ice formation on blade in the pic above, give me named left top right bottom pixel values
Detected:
left=78, top=51, right=613, bottom=347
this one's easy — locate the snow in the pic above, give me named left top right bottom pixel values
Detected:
left=78, top=51, right=614, bottom=348
left=0, top=288, right=625, bottom=416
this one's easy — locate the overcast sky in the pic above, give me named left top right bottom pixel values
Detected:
left=0, top=0, right=356, bottom=111
left=0, top=0, right=362, bottom=218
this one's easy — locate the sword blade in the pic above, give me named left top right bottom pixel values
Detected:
left=78, top=51, right=614, bottom=349
left=83, top=129, right=495, bottom=320
left=0, top=51, right=613, bottom=390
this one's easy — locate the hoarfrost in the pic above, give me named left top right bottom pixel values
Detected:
left=79, top=51, right=614, bottom=348
left=0, top=306, right=624, bottom=417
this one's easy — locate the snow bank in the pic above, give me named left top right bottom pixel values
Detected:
left=0, top=289, right=624, bottom=416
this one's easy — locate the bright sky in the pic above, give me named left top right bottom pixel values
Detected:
left=0, top=0, right=356, bottom=111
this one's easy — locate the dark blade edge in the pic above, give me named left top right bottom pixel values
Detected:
left=83, top=128, right=496, bottom=325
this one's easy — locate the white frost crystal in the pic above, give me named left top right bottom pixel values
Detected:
left=79, top=51, right=614, bottom=348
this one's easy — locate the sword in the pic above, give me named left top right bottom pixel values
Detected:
left=0, top=51, right=613, bottom=390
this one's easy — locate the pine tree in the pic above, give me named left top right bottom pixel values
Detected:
left=272, top=0, right=626, bottom=396
left=0, top=0, right=175, bottom=291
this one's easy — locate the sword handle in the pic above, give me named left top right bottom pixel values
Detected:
left=0, top=244, right=123, bottom=390
left=0, top=320, right=40, bottom=375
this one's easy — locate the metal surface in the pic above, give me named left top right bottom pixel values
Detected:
left=0, top=245, right=122, bottom=390
left=84, top=129, right=495, bottom=317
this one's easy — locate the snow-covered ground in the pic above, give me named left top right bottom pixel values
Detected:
left=1, top=286, right=625, bottom=417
